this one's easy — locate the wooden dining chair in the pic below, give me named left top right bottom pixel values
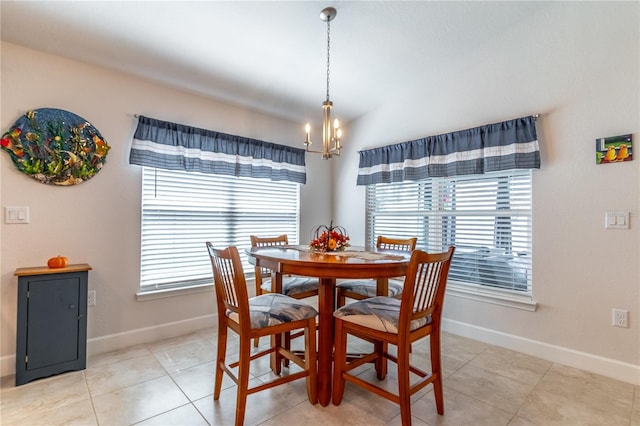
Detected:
left=332, top=246, right=455, bottom=426
left=250, top=234, right=320, bottom=347
left=336, top=236, right=417, bottom=307
left=206, top=242, right=318, bottom=426
left=251, top=234, right=320, bottom=299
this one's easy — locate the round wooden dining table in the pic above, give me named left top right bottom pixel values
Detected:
left=246, top=245, right=412, bottom=406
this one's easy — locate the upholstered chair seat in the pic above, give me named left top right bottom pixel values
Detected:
left=260, top=276, right=320, bottom=298
left=333, top=296, right=429, bottom=333
left=336, top=236, right=417, bottom=307
left=227, top=293, right=318, bottom=329
left=335, top=278, right=405, bottom=299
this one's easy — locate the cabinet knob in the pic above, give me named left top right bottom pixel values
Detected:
left=69, top=304, right=76, bottom=310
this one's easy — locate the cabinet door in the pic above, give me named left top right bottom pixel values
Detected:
left=27, top=277, right=82, bottom=369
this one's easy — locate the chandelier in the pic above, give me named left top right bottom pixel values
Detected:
left=304, top=7, right=342, bottom=160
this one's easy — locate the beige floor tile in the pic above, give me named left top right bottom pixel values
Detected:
left=88, top=344, right=152, bottom=368
left=150, top=336, right=217, bottom=372
left=632, top=386, right=640, bottom=425
left=171, top=360, right=236, bottom=401
left=518, top=388, right=629, bottom=426
left=1, top=397, right=97, bottom=426
left=469, top=346, right=552, bottom=386
left=92, top=375, right=189, bottom=425
left=333, top=381, right=402, bottom=423
left=410, top=385, right=513, bottom=426
left=386, top=413, right=430, bottom=426
left=146, top=332, right=207, bottom=353
left=262, top=398, right=389, bottom=426
left=136, top=403, right=209, bottom=425
left=440, top=332, right=490, bottom=363
left=192, top=376, right=304, bottom=426
left=507, top=416, right=538, bottom=426
left=258, top=400, right=336, bottom=426
left=0, top=371, right=90, bottom=425
left=408, top=344, right=467, bottom=379
left=446, top=364, right=533, bottom=415
left=351, top=365, right=432, bottom=402
left=85, top=354, right=167, bottom=396
left=517, top=364, right=634, bottom=426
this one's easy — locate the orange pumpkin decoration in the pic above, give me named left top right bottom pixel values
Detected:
left=47, top=255, right=68, bottom=269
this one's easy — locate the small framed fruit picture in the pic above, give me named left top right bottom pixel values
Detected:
left=596, top=134, right=632, bottom=165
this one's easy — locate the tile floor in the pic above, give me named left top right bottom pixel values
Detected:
left=1, top=328, right=638, bottom=426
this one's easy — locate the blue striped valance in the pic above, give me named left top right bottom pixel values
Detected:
left=357, top=115, right=540, bottom=185
left=129, top=116, right=306, bottom=184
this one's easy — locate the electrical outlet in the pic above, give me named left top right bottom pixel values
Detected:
left=88, top=291, right=96, bottom=307
left=612, top=308, right=628, bottom=328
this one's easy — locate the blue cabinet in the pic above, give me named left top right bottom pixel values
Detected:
left=14, top=264, right=91, bottom=386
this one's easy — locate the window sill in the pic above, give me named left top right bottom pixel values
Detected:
left=136, top=283, right=214, bottom=302
left=446, top=281, right=537, bottom=311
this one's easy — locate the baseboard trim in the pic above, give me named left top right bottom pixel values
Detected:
left=86, top=314, right=217, bottom=357
left=443, top=318, right=640, bottom=385
left=1, top=314, right=217, bottom=378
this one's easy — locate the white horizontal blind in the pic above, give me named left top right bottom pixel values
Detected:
left=366, top=170, right=532, bottom=295
left=140, top=167, right=300, bottom=292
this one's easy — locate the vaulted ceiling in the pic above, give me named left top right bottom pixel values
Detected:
left=1, top=1, right=550, bottom=124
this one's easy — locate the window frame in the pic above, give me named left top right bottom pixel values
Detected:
left=366, top=169, right=536, bottom=311
left=136, top=167, right=300, bottom=300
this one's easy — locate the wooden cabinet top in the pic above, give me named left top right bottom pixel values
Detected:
left=14, top=264, right=92, bottom=277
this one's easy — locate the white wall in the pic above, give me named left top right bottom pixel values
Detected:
left=0, top=42, right=331, bottom=374
left=335, top=2, right=639, bottom=383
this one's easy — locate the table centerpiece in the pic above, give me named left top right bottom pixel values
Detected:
left=310, top=221, right=350, bottom=252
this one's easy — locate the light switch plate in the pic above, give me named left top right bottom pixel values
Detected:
left=605, top=211, right=629, bottom=229
left=5, top=206, right=30, bottom=224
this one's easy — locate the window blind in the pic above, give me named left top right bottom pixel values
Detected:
left=140, top=167, right=300, bottom=292
left=366, top=170, right=532, bottom=295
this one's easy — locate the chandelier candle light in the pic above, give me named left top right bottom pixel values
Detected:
left=304, top=7, right=343, bottom=160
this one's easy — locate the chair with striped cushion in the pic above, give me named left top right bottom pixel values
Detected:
left=251, top=235, right=319, bottom=299
left=336, top=236, right=417, bottom=307
left=250, top=234, right=319, bottom=347
left=332, top=246, right=455, bottom=426
left=206, top=242, right=318, bottom=426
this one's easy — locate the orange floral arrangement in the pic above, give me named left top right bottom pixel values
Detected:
left=310, top=221, right=350, bottom=252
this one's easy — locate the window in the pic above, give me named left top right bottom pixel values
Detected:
left=366, top=169, right=532, bottom=303
left=139, top=167, right=300, bottom=293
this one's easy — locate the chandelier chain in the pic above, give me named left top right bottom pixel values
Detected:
left=326, top=18, right=331, bottom=102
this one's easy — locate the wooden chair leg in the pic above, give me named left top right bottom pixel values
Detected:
left=374, top=341, right=387, bottom=380
left=283, top=331, right=291, bottom=367
left=332, top=319, right=347, bottom=405
left=305, top=318, right=318, bottom=404
left=235, top=336, right=252, bottom=426
left=337, top=289, right=346, bottom=308
left=397, top=342, right=412, bottom=426
left=253, top=337, right=259, bottom=347
left=430, top=332, right=444, bottom=414
left=270, top=333, right=283, bottom=375
left=213, top=324, right=227, bottom=400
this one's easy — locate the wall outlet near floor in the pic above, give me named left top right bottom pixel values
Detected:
left=88, top=291, right=96, bottom=307
left=612, top=308, right=628, bottom=327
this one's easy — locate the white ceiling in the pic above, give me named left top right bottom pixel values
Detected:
left=1, top=1, right=552, bottom=124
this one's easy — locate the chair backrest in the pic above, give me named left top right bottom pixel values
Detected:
left=250, top=235, right=289, bottom=286
left=399, top=246, right=455, bottom=335
left=206, top=242, right=249, bottom=321
left=377, top=236, right=417, bottom=252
